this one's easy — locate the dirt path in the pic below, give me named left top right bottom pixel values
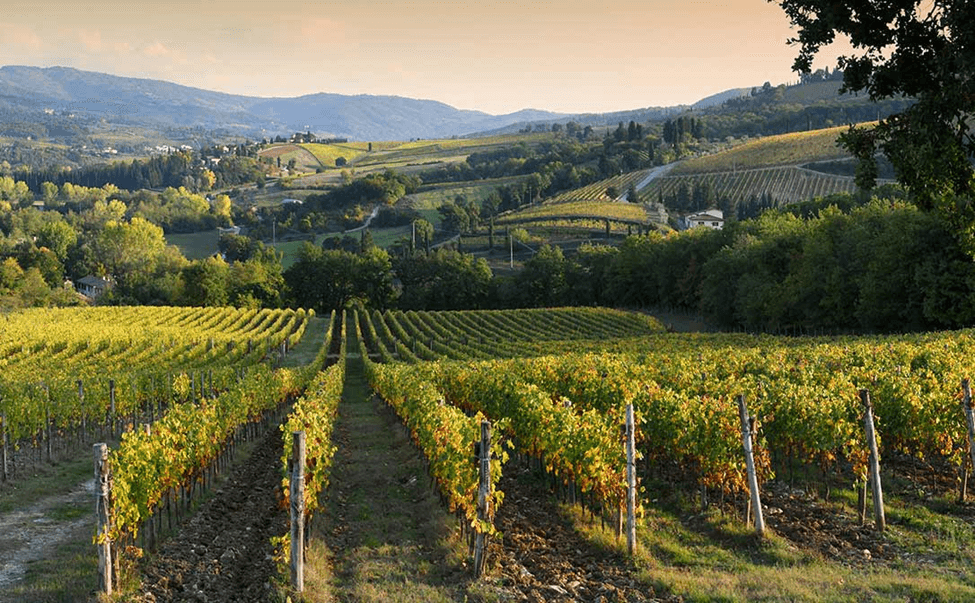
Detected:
left=138, top=427, right=287, bottom=602
left=0, top=477, right=94, bottom=600
left=314, top=343, right=471, bottom=601
left=343, top=205, right=381, bottom=233
left=619, top=162, right=681, bottom=201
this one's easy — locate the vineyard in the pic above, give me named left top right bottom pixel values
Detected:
left=496, top=200, right=649, bottom=226
left=492, top=171, right=659, bottom=234
left=0, top=306, right=311, bottom=451
left=6, top=305, right=975, bottom=601
left=355, top=310, right=975, bottom=600
left=637, top=166, right=860, bottom=205
left=543, top=170, right=652, bottom=204
left=669, top=126, right=855, bottom=174
left=357, top=309, right=975, bottom=508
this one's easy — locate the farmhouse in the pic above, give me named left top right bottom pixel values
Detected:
left=683, top=209, right=724, bottom=230
left=76, top=275, right=112, bottom=300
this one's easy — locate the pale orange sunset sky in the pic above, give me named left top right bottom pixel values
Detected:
left=0, top=0, right=853, bottom=115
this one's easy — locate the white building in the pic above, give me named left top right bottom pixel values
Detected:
left=684, top=209, right=724, bottom=230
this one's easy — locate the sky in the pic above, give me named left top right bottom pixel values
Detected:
left=0, top=0, right=855, bottom=115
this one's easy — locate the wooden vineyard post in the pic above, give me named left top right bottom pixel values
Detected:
left=109, top=379, right=116, bottom=439
left=78, top=380, right=85, bottom=441
left=625, top=403, right=637, bottom=555
left=45, top=404, right=53, bottom=464
left=1, top=412, right=8, bottom=482
left=290, top=431, right=306, bottom=592
left=962, top=379, right=975, bottom=502
left=860, top=389, right=886, bottom=532
left=473, top=420, right=491, bottom=578
left=737, top=395, right=765, bottom=535
left=94, top=443, right=113, bottom=595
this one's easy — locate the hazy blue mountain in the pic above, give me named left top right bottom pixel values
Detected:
left=0, top=65, right=569, bottom=141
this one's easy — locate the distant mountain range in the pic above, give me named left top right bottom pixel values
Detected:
left=0, top=65, right=699, bottom=142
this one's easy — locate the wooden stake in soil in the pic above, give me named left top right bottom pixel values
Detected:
left=1, top=412, right=8, bottom=482
left=625, top=403, right=637, bottom=555
left=78, top=380, right=85, bottom=441
left=473, top=420, right=491, bottom=578
left=860, top=389, right=886, bottom=532
left=94, top=443, right=113, bottom=595
left=737, top=395, right=765, bottom=535
left=109, top=380, right=116, bottom=438
left=290, top=431, right=306, bottom=592
left=962, top=379, right=975, bottom=502
left=45, top=405, right=53, bottom=464
left=858, top=479, right=868, bottom=525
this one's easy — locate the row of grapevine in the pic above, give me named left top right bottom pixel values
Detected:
left=428, top=361, right=630, bottom=511
left=107, top=364, right=305, bottom=542
left=359, top=312, right=507, bottom=538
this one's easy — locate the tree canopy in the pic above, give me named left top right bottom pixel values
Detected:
left=774, top=0, right=975, bottom=250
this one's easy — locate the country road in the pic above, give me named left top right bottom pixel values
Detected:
left=619, top=161, right=681, bottom=201
left=344, top=204, right=381, bottom=233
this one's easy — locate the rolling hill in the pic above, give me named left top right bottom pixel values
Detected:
left=0, top=65, right=566, bottom=142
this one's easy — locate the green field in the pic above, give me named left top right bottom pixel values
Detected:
left=165, top=229, right=221, bottom=259
left=299, top=142, right=370, bottom=167
left=352, top=132, right=554, bottom=171
left=258, top=144, right=323, bottom=172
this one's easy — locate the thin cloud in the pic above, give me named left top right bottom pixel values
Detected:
left=280, top=16, right=346, bottom=47
left=143, top=41, right=170, bottom=57
left=0, top=22, right=43, bottom=50
left=77, top=28, right=103, bottom=52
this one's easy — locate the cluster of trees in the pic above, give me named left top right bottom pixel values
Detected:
left=128, top=187, right=232, bottom=233
left=11, top=144, right=268, bottom=195
left=702, top=96, right=913, bottom=140
left=437, top=196, right=483, bottom=233
left=0, top=176, right=280, bottom=309
left=2, top=173, right=233, bottom=234
left=16, top=150, right=200, bottom=192
left=284, top=243, right=395, bottom=312
left=662, top=117, right=703, bottom=145
left=655, top=181, right=808, bottom=224
left=303, top=170, right=421, bottom=212
left=512, top=194, right=975, bottom=333
left=657, top=181, right=724, bottom=215
left=0, top=201, right=181, bottom=307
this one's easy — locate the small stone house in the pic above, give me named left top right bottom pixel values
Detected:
left=76, top=276, right=112, bottom=300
